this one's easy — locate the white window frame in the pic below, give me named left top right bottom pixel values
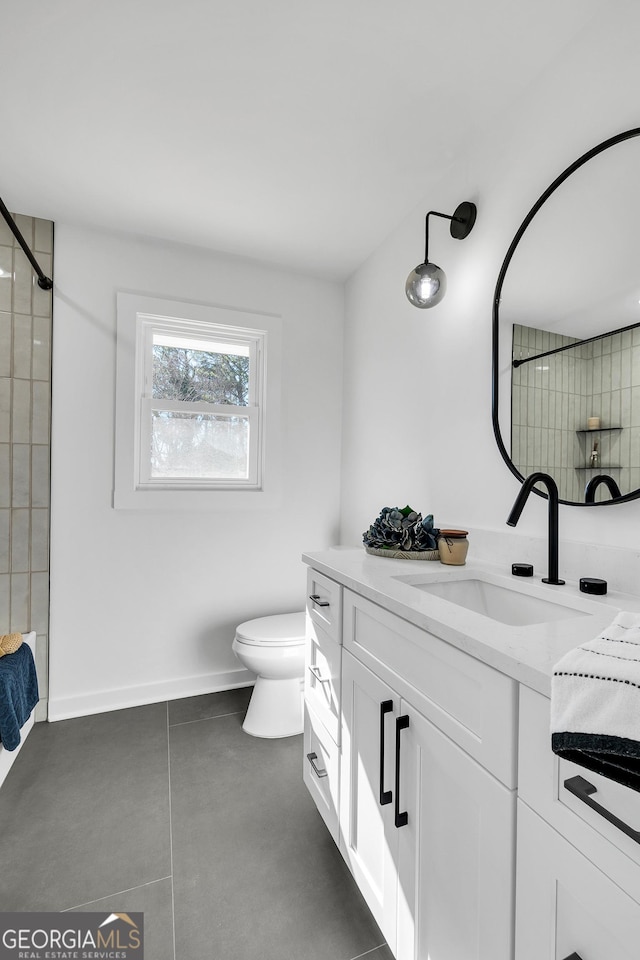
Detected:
left=114, top=293, right=282, bottom=510
left=137, top=315, right=263, bottom=489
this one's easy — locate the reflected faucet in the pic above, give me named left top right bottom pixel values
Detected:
left=584, top=474, right=622, bottom=503
left=506, top=472, right=565, bottom=585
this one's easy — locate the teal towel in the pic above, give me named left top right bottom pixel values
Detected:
left=0, top=643, right=39, bottom=751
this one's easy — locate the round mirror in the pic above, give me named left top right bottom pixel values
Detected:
left=492, top=127, right=640, bottom=505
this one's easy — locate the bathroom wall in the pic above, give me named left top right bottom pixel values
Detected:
left=0, top=214, right=52, bottom=720
left=49, top=226, right=344, bottom=719
left=340, top=2, right=640, bottom=585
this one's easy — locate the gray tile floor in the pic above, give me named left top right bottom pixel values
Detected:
left=0, top=688, right=392, bottom=960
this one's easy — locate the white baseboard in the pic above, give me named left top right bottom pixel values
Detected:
left=47, top=666, right=255, bottom=722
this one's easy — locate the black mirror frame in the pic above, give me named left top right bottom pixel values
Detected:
left=491, top=126, right=640, bottom=507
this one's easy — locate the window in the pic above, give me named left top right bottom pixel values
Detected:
left=139, top=319, right=262, bottom=488
left=115, top=294, right=282, bottom=509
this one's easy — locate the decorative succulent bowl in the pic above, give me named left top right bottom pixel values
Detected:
left=362, top=506, right=440, bottom=560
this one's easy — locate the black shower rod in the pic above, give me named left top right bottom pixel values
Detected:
left=512, top=319, right=640, bottom=368
left=0, top=196, right=53, bottom=290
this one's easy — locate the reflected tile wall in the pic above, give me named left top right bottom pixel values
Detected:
left=513, top=324, right=629, bottom=503
left=0, top=212, right=52, bottom=721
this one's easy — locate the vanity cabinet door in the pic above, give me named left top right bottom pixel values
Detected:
left=340, top=649, right=401, bottom=952
left=396, top=702, right=515, bottom=960
left=516, top=800, right=640, bottom=960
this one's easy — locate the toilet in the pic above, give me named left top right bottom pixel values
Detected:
left=232, top=612, right=306, bottom=738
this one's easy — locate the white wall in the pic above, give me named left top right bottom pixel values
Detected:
left=49, top=225, right=344, bottom=719
left=340, top=3, right=640, bottom=581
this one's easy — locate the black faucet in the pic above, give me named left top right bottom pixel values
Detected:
left=584, top=474, right=622, bottom=503
left=506, top=472, right=564, bottom=585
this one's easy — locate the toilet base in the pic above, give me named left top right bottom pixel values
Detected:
left=242, top=676, right=304, bottom=738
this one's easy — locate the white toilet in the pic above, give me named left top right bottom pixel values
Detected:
left=232, top=612, right=306, bottom=738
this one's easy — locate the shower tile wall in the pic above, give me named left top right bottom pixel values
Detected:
left=0, top=213, right=52, bottom=720
left=512, top=325, right=634, bottom=502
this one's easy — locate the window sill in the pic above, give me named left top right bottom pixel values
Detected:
left=112, top=486, right=282, bottom=511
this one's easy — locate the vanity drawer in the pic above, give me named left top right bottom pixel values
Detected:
left=519, top=685, right=640, bottom=890
left=303, top=701, right=339, bottom=844
left=343, top=590, right=517, bottom=788
left=516, top=799, right=640, bottom=960
left=307, top=568, right=343, bottom=644
left=305, top=619, right=341, bottom=744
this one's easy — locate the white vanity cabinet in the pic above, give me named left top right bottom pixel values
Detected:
left=516, top=801, right=640, bottom=960
left=339, top=589, right=517, bottom=960
left=302, top=550, right=640, bottom=960
left=516, top=686, right=640, bottom=960
left=303, top=569, right=343, bottom=843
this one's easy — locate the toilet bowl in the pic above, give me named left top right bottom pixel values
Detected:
left=232, top=612, right=306, bottom=738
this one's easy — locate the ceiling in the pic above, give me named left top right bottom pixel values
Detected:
left=2, top=0, right=604, bottom=280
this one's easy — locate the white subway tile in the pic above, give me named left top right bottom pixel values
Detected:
left=32, top=252, right=52, bottom=318
left=0, top=312, right=11, bottom=378
left=32, top=380, right=50, bottom=444
left=31, top=445, right=49, bottom=507
left=12, top=314, right=32, bottom=379
left=0, top=509, right=8, bottom=573
left=32, top=316, right=51, bottom=381
left=0, top=444, right=8, bottom=508
left=0, top=248, right=12, bottom=312
left=30, top=571, right=49, bottom=635
left=0, top=574, right=9, bottom=632
left=0, top=378, right=10, bottom=441
left=30, top=508, right=49, bottom=572
left=13, top=249, right=33, bottom=316
left=10, top=572, right=29, bottom=632
left=11, top=443, right=30, bottom=507
left=11, top=508, right=30, bottom=572
left=11, top=377, right=31, bottom=442
left=34, top=219, right=53, bottom=254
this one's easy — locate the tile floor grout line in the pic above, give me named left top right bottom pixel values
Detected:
left=168, top=709, right=244, bottom=728
left=167, top=700, right=177, bottom=960
left=348, top=944, right=387, bottom=960
left=62, top=876, right=173, bottom=912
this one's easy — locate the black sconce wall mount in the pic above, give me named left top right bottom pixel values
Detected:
left=405, top=200, right=476, bottom=309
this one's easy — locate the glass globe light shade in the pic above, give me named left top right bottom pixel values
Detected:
left=405, top=261, right=447, bottom=308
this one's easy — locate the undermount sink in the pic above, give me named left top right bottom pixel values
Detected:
left=396, top=576, right=591, bottom=626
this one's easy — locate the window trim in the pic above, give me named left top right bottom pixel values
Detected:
left=114, top=293, right=282, bottom=510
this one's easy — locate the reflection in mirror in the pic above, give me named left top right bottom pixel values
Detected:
left=494, top=128, right=640, bottom=505
left=511, top=323, right=637, bottom=502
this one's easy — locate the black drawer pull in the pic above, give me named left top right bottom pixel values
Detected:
left=394, top=715, right=410, bottom=828
left=564, top=775, right=640, bottom=846
left=561, top=954, right=583, bottom=960
left=379, top=700, right=393, bottom=806
left=309, top=593, right=330, bottom=607
left=307, top=751, right=328, bottom=778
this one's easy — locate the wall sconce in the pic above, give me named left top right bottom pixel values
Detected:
left=405, top=201, right=477, bottom=308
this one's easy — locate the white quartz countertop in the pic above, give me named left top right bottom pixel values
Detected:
left=302, top=547, right=640, bottom=697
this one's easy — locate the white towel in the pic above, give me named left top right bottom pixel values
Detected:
left=550, top=611, right=640, bottom=792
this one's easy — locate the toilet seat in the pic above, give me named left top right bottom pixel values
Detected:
left=235, top=612, right=305, bottom=647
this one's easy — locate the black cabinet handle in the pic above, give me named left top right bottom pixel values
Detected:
left=564, top=775, right=640, bottom=846
left=561, top=954, right=583, bottom=960
left=394, top=715, right=410, bottom=828
left=379, top=700, right=393, bottom=805
left=309, top=594, right=330, bottom=607
left=306, top=751, right=328, bottom=778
